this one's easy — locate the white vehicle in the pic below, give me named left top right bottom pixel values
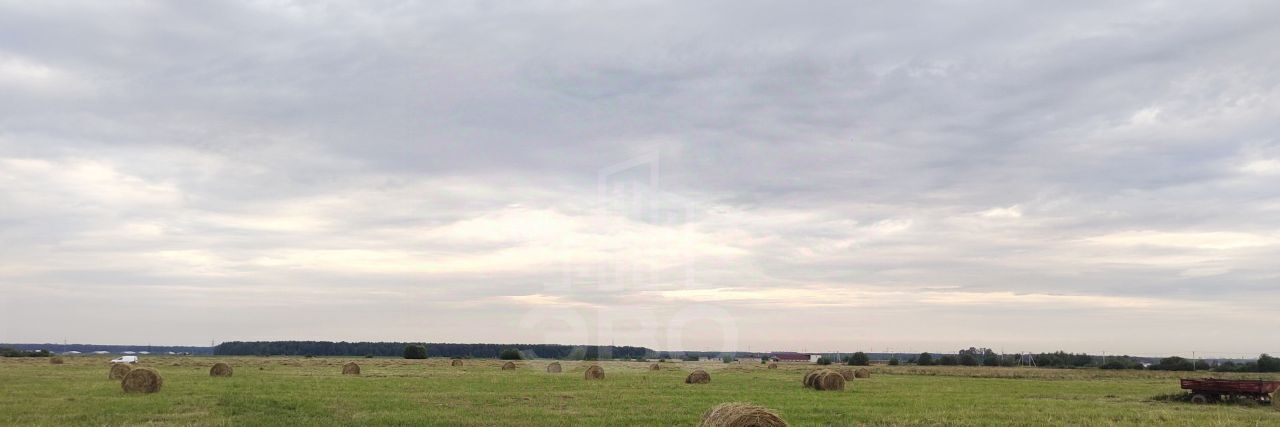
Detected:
left=110, top=356, right=138, bottom=364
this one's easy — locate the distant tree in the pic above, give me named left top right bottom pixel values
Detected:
left=499, top=348, right=523, bottom=360
left=981, top=349, right=1000, bottom=367
left=958, top=353, right=978, bottom=366
left=917, top=352, right=934, bottom=366
left=846, top=352, right=870, bottom=366
left=403, top=345, right=427, bottom=360
left=816, top=356, right=833, bottom=365
left=1149, top=356, right=1196, bottom=371
left=1258, top=354, right=1280, bottom=373
left=722, top=355, right=735, bottom=363
left=938, top=355, right=959, bottom=366
left=888, top=357, right=900, bottom=366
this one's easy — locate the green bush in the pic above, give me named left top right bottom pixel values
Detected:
left=816, top=356, right=832, bottom=365
left=916, top=352, right=933, bottom=366
left=846, top=352, right=870, bottom=366
left=499, top=349, right=523, bottom=360
left=403, top=345, right=427, bottom=360
left=938, top=355, right=958, bottom=366
left=888, top=357, right=900, bottom=366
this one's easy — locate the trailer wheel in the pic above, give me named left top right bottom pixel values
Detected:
left=1190, top=393, right=1210, bottom=404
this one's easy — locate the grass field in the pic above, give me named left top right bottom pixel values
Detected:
left=3, top=357, right=1279, bottom=426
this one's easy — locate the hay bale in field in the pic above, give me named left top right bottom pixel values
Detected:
left=767, top=363, right=777, bottom=369
left=108, top=363, right=132, bottom=380
left=813, top=370, right=845, bottom=391
left=854, top=368, right=870, bottom=378
left=450, top=359, right=463, bottom=367
left=802, top=369, right=823, bottom=388
left=685, top=369, right=711, bottom=384
left=546, top=362, right=562, bottom=373
left=836, top=368, right=854, bottom=380
left=342, top=362, right=361, bottom=375
left=49, top=357, right=64, bottom=365
left=121, top=368, right=163, bottom=394
left=650, top=363, right=661, bottom=371
left=699, top=402, right=788, bottom=427
left=210, top=362, right=233, bottom=377
left=584, top=365, right=604, bottom=380
left=501, top=361, right=517, bottom=370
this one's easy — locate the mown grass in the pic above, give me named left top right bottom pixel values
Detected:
left=2, top=357, right=1278, bottom=426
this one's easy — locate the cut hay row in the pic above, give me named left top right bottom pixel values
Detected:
left=837, top=368, right=854, bottom=380
left=342, top=362, right=360, bottom=375
left=685, top=369, right=711, bottom=384
left=650, top=363, right=661, bottom=371
left=49, top=357, right=64, bottom=365
left=584, top=365, right=604, bottom=380
left=855, top=368, right=871, bottom=378
left=501, top=361, right=516, bottom=370
left=121, top=367, right=163, bottom=393
left=210, top=362, right=233, bottom=377
left=699, top=402, right=788, bottom=427
left=546, top=362, right=562, bottom=373
left=108, top=363, right=131, bottom=380
left=767, top=363, right=777, bottom=369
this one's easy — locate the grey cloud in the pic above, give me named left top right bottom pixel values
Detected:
left=2, top=1, right=1279, bottom=353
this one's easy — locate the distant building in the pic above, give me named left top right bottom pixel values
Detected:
left=771, top=352, right=817, bottom=363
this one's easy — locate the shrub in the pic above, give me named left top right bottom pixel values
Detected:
left=938, top=355, right=958, bottom=366
left=403, top=345, right=428, bottom=360
left=722, top=356, right=734, bottom=363
left=846, top=352, right=870, bottom=366
left=499, top=349, right=523, bottom=360
left=888, top=357, right=900, bottom=366
left=816, top=356, right=832, bottom=365
left=1149, top=356, right=1196, bottom=371
left=917, top=352, right=934, bottom=366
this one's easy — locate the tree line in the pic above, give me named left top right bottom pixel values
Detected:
left=213, top=341, right=651, bottom=360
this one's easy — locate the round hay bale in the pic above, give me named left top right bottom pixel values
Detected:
left=699, top=402, right=788, bottom=427
left=650, top=363, right=661, bottom=371
left=210, top=362, right=233, bottom=377
left=121, top=367, right=163, bottom=394
left=837, top=368, right=854, bottom=380
left=546, top=362, right=562, bottom=373
left=501, top=361, right=516, bottom=370
left=854, top=368, right=871, bottom=378
left=108, top=363, right=132, bottom=380
left=685, top=369, right=711, bottom=384
left=49, top=357, right=64, bottom=365
left=802, top=369, right=823, bottom=388
left=814, top=371, right=846, bottom=391
left=342, top=362, right=361, bottom=375
left=450, top=359, right=463, bottom=367
left=767, top=363, right=777, bottom=369
left=584, top=365, right=604, bottom=380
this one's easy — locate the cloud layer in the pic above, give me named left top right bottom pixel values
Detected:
left=2, top=1, right=1278, bottom=356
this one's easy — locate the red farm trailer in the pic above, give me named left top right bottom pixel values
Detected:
left=1179, top=378, right=1280, bottom=404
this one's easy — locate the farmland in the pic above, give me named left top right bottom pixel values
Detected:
left=3, top=357, right=1279, bottom=426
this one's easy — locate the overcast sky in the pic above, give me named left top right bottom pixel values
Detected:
left=2, top=1, right=1278, bottom=356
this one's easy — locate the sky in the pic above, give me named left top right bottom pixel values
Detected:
left=1, top=1, right=1278, bottom=357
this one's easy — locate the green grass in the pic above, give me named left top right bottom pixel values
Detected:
left=3, top=357, right=1278, bottom=426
